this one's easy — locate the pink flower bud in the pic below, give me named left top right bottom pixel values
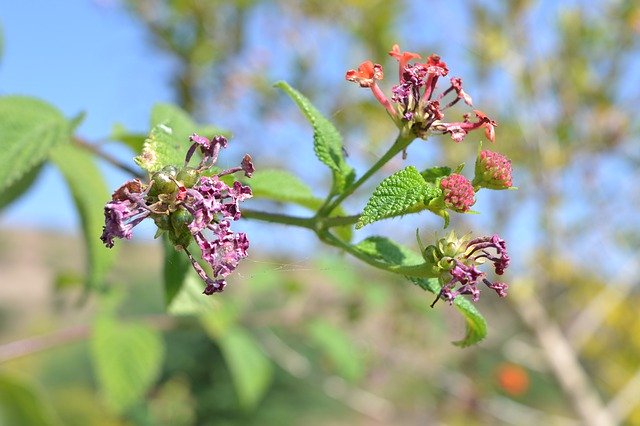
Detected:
left=440, top=173, right=476, bottom=212
left=473, top=150, right=513, bottom=190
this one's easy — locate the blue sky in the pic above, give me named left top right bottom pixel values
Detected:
left=0, top=1, right=174, bottom=232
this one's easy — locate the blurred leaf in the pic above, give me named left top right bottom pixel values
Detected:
left=354, top=236, right=424, bottom=267
left=205, top=325, right=273, bottom=410
left=168, top=273, right=217, bottom=315
left=68, top=111, right=86, bottom=131
left=0, top=373, right=58, bottom=426
left=357, top=166, right=441, bottom=229
left=163, top=235, right=191, bottom=307
left=0, top=163, right=43, bottom=211
left=308, top=320, right=364, bottom=382
left=410, top=277, right=488, bottom=347
left=110, top=123, right=147, bottom=154
left=275, top=81, right=355, bottom=193
left=0, top=96, right=69, bottom=192
left=245, top=168, right=322, bottom=209
left=50, top=143, right=116, bottom=290
left=91, top=316, right=164, bottom=414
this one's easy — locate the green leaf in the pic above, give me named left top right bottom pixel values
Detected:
left=168, top=273, right=218, bottom=315
left=135, top=103, right=228, bottom=173
left=110, top=123, right=147, bottom=154
left=91, top=317, right=164, bottom=413
left=420, top=166, right=452, bottom=183
left=163, top=235, right=191, bottom=307
left=50, top=144, right=116, bottom=290
left=409, top=277, right=488, bottom=347
left=0, top=96, right=69, bottom=192
left=308, top=320, right=364, bottom=382
left=0, top=373, right=58, bottom=426
left=244, top=168, right=322, bottom=209
left=150, top=103, right=226, bottom=142
left=208, top=326, right=273, bottom=410
left=354, top=236, right=424, bottom=267
left=452, top=296, right=488, bottom=347
left=274, top=81, right=354, bottom=193
left=0, top=163, right=43, bottom=211
left=134, top=123, right=185, bottom=173
left=357, top=166, right=441, bottom=229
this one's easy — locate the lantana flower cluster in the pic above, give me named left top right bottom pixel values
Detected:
left=421, top=232, right=510, bottom=306
left=346, top=44, right=496, bottom=142
left=100, top=134, right=254, bottom=294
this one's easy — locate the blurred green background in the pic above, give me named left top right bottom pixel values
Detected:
left=1, top=1, right=639, bottom=425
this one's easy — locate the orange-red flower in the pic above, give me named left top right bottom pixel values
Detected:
left=345, top=60, right=383, bottom=88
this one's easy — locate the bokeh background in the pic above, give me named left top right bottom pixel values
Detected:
left=1, top=0, right=639, bottom=425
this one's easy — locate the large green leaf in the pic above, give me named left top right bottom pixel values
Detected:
left=0, top=163, right=43, bottom=211
left=357, top=166, right=441, bottom=229
left=50, top=144, right=116, bottom=290
left=410, top=277, right=488, bottom=347
left=0, top=373, right=58, bottom=426
left=308, top=320, right=364, bottom=382
left=0, top=96, right=69, bottom=192
left=163, top=235, right=191, bottom=307
left=91, top=317, right=165, bottom=413
left=275, top=81, right=354, bottom=193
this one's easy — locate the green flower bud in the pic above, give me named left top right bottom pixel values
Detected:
left=153, top=213, right=171, bottom=230
left=148, top=167, right=179, bottom=197
left=169, top=207, right=194, bottom=249
left=177, top=166, right=199, bottom=188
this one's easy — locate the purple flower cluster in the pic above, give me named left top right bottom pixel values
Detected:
left=100, top=133, right=254, bottom=294
left=346, top=44, right=496, bottom=143
left=427, top=234, right=510, bottom=307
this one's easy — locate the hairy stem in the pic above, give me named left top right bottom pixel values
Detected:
left=242, top=209, right=315, bottom=229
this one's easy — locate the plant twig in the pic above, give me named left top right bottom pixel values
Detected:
left=73, top=137, right=145, bottom=179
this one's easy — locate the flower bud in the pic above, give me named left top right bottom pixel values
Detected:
left=148, top=166, right=179, bottom=197
left=177, top=166, right=199, bottom=188
left=170, top=207, right=194, bottom=249
left=439, top=174, right=475, bottom=212
left=473, top=150, right=512, bottom=190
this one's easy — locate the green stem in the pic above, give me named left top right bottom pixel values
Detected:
left=322, top=214, right=360, bottom=228
left=242, top=209, right=315, bottom=229
left=322, top=133, right=413, bottom=215
left=319, top=231, right=437, bottom=278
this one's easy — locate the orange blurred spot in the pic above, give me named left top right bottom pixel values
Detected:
left=496, top=363, right=530, bottom=396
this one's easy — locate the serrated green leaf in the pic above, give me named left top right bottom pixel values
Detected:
left=420, top=166, right=452, bottom=183
left=163, top=235, right=191, bottom=307
left=91, top=317, right=164, bottom=413
left=0, top=373, right=58, bottom=426
left=409, top=277, right=488, bottom=346
left=275, top=81, right=354, bottom=193
left=208, top=326, right=273, bottom=410
left=308, top=320, right=364, bottom=382
left=357, top=166, right=440, bottom=229
left=452, top=296, right=488, bottom=347
left=50, top=144, right=116, bottom=290
left=244, top=168, right=322, bottom=209
left=0, top=96, right=69, bottom=192
left=354, top=236, right=424, bottom=267
left=0, top=163, right=43, bottom=211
